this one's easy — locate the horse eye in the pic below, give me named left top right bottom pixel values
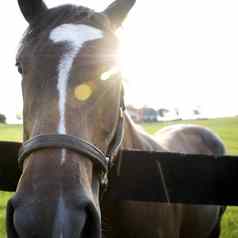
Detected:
left=16, top=62, right=23, bottom=74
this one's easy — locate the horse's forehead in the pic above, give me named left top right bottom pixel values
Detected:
left=49, top=23, right=104, bottom=47
left=17, top=4, right=109, bottom=58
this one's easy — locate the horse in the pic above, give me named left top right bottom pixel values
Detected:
left=6, top=0, right=226, bottom=237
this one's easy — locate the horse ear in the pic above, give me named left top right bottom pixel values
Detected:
left=18, top=0, right=48, bottom=23
left=103, top=0, right=136, bottom=29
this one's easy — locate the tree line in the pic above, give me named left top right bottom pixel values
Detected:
left=0, top=114, right=6, bottom=124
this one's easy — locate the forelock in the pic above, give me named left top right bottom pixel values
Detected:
left=23, top=5, right=93, bottom=42
left=17, top=4, right=113, bottom=61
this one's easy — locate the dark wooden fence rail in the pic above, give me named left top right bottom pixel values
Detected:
left=1, top=142, right=238, bottom=206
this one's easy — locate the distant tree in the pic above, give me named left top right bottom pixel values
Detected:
left=174, top=108, right=180, bottom=117
left=158, top=108, right=169, bottom=117
left=0, top=114, right=6, bottom=123
left=193, top=109, right=200, bottom=115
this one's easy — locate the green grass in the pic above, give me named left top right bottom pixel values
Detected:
left=0, top=124, right=22, bottom=142
left=0, top=193, right=12, bottom=237
left=0, top=118, right=238, bottom=237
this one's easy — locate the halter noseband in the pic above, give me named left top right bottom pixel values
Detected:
left=18, top=134, right=109, bottom=172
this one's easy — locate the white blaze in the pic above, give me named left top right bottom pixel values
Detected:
left=49, top=24, right=103, bottom=164
left=50, top=24, right=104, bottom=134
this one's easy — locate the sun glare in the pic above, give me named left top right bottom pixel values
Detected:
left=118, top=28, right=156, bottom=108
left=117, top=0, right=238, bottom=118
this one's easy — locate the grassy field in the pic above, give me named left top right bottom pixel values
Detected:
left=0, top=118, right=237, bottom=237
left=0, top=124, right=22, bottom=142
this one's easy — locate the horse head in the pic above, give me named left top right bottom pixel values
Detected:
left=7, top=0, right=135, bottom=237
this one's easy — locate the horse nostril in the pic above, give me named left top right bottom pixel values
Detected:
left=81, top=203, right=101, bottom=238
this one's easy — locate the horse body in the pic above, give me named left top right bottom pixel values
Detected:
left=102, top=115, right=225, bottom=238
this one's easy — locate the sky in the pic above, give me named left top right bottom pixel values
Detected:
left=0, top=0, right=238, bottom=123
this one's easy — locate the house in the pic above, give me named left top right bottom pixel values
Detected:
left=126, top=105, right=143, bottom=122
left=142, top=107, right=158, bottom=122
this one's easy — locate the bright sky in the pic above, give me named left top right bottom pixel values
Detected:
left=0, top=0, right=238, bottom=123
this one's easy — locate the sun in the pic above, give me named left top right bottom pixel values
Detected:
left=117, top=27, right=164, bottom=108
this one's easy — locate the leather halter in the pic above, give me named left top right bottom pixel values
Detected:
left=18, top=94, right=125, bottom=186
left=18, top=135, right=109, bottom=172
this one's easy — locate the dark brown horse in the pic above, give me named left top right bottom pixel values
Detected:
left=6, top=0, right=225, bottom=237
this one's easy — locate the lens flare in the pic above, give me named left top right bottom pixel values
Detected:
left=74, top=84, right=93, bottom=101
left=100, top=67, right=119, bottom=81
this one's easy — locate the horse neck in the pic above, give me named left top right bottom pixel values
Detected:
left=121, top=112, right=162, bottom=151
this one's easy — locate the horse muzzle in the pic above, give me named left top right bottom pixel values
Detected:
left=6, top=193, right=102, bottom=238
